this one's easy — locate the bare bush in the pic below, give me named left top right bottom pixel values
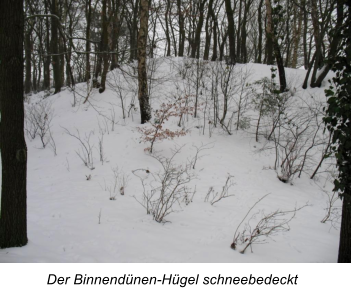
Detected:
left=321, top=189, right=341, bottom=226
left=48, top=126, right=57, bottom=156
left=231, top=194, right=307, bottom=253
left=138, top=96, right=193, bottom=153
left=190, top=142, right=214, bottom=169
left=107, top=167, right=130, bottom=200
left=25, top=100, right=54, bottom=148
left=107, top=72, right=128, bottom=119
left=204, top=175, right=235, bottom=205
left=132, top=146, right=196, bottom=223
left=98, top=130, right=106, bottom=165
left=63, top=127, right=95, bottom=169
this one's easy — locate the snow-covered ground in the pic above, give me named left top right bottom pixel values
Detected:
left=0, top=58, right=340, bottom=262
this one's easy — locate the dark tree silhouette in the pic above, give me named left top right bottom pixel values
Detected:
left=0, top=0, right=28, bottom=248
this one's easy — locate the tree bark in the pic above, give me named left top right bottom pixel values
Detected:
left=265, top=0, right=274, bottom=65
left=257, top=0, right=264, bottom=63
left=266, top=0, right=287, bottom=92
left=203, top=0, right=214, bottom=61
left=177, top=0, right=185, bottom=57
left=51, top=0, right=62, bottom=94
left=0, top=0, right=28, bottom=248
left=313, top=0, right=344, bottom=87
left=85, top=0, right=92, bottom=81
left=43, top=0, right=51, bottom=90
left=99, top=0, right=110, bottom=93
left=224, top=0, right=236, bottom=65
left=338, top=192, right=351, bottom=262
left=24, top=24, right=32, bottom=94
left=191, top=0, right=205, bottom=59
left=291, top=2, right=303, bottom=68
left=138, top=0, right=151, bottom=124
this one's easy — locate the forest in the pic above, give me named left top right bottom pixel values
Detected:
left=0, top=0, right=350, bottom=263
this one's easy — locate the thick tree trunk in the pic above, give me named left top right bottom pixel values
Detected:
left=24, top=27, right=32, bottom=94
left=0, top=0, right=28, bottom=248
left=265, top=0, right=274, bottom=65
left=310, top=0, right=324, bottom=86
left=203, top=0, right=214, bottom=61
left=165, top=0, right=171, bottom=57
left=191, top=0, right=205, bottom=59
left=224, top=0, right=236, bottom=65
left=240, top=1, right=249, bottom=63
left=138, top=0, right=151, bottom=124
left=338, top=191, right=351, bottom=262
left=257, top=0, right=264, bottom=63
left=209, top=0, right=218, bottom=61
left=177, top=0, right=185, bottom=57
left=313, top=1, right=344, bottom=87
left=110, top=1, right=121, bottom=69
left=266, top=0, right=287, bottom=92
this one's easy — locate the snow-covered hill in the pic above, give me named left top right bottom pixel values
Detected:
left=0, top=58, right=339, bottom=262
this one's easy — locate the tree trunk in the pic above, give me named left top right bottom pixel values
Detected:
left=310, top=0, right=323, bottom=86
left=85, top=0, right=92, bottom=81
left=177, top=0, right=185, bottom=57
left=313, top=1, right=344, bottom=87
left=265, top=0, right=274, bottom=65
left=257, top=0, right=264, bottom=63
left=266, top=0, right=287, bottom=92
left=99, top=0, right=109, bottom=93
left=191, top=0, right=205, bottom=59
left=43, top=0, right=51, bottom=90
left=240, top=1, right=249, bottom=63
left=291, top=2, right=303, bottom=68
left=0, top=0, right=28, bottom=249
left=209, top=1, right=218, bottom=61
left=338, top=191, right=351, bottom=262
left=51, top=0, right=62, bottom=94
left=224, top=0, right=236, bottom=65
left=24, top=25, right=32, bottom=94
left=138, top=0, right=151, bottom=124
left=203, top=0, right=214, bottom=61
left=110, top=0, right=121, bottom=69
left=165, top=0, right=171, bottom=57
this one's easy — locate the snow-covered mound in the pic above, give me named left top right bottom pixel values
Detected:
left=0, top=58, right=339, bottom=262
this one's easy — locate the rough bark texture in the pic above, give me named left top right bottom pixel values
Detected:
left=266, top=0, right=287, bottom=92
left=137, top=0, right=151, bottom=124
left=0, top=0, right=28, bottom=248
left=265, top=0, right=274, bottom=65
left=177, top=0, right=185, bottom=57
left=224, top=0, right=236, bottom=65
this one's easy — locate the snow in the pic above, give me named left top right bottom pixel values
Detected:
left=0, top=58, right=339, bottom=262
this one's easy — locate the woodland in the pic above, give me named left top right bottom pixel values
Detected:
left=0, top=0, right=350, bottom=262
